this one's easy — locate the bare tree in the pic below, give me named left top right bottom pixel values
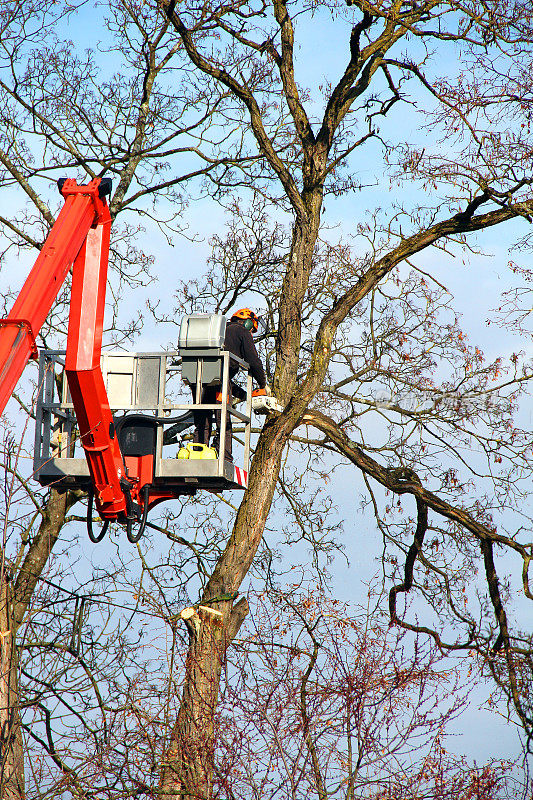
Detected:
left=9, top=558, right=525, bottom=799
left=1, top=0, right=533, bottom=797
left=0, top=1, right=253, bottom=794
left=215, top=589, right=519, bottom=800
left=152, top=0, right=533, bottom=795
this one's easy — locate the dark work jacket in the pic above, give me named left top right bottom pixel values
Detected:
left=225, top=321, right=266, bottom=388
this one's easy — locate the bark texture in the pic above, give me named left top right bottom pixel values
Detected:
left=0, top=488, right=72, bottom=799
left=161, top=607, right=225, bottom=799
left=0, top=569, right=24, bottom=800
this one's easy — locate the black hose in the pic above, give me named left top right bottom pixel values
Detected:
left=86, top=488, right=109, bottom=543
left=154, top=411, right=195, bottom=424
left=125, top=484, right=151, bottom=544
left=137, top=484, right=150, bottom=539
left=123, top=483, right=138, bottom=544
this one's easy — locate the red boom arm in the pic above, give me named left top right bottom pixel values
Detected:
left=0, top=178, right=129, bottom=520
left=0, top=179, right=105, bottom=413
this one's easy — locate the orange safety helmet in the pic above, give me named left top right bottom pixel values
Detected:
left=231, top=308, right=259, bottom=333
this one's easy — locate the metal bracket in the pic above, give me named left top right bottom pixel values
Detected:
left=0, top=318, right=38, bottom=360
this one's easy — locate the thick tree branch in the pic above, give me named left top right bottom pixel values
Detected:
left=161, top=0, right=306, bottom=217
left=481, top=538, right=533, bottom=744
left=272, top=0, right=315, bottom=150
left=12, top=489, right=78, bottom=629
left=294, top=200, right=533, bottom=416
left=299, top=409, right=530, bottom=559
left=388, top=490, right=428, bottom=622
left=0, top=147, right=54, bottom=227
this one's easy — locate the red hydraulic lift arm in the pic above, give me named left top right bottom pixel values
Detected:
left=0, top=178, right=109, bottom=414
left=63, top=183, right=128, bottom=520
left=0, top=178, right=129, bottom=520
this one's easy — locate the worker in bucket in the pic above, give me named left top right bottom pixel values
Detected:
left=193, top=308, right=269, bottom=461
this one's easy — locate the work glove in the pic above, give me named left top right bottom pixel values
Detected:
left=264, top=384, right=272, bottom=396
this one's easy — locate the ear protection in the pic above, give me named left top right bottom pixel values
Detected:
left=231, top=308, right=259, bottom=332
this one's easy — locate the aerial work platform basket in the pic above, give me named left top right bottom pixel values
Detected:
left=34, top=315, right=253, bottom=497
left=0, top=178, right=258, bottom=540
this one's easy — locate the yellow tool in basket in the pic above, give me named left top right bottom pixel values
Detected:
left=178, top=443, right=217, bottom=460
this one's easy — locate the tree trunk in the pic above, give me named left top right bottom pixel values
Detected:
left=0, top=488, right=73, bottom=800
left=160, top=607, right=225, bottom=800
left=160, top=196, right=325, bottom=798
left=0, top=569, right=24, bottom=800
left=274, top=191, right=323, bottom=404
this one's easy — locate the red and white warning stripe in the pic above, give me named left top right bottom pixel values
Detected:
left=234, top=466, right=248, bottom=488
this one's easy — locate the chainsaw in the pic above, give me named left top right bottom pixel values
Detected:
left=251, top=387, right=283, bottom=415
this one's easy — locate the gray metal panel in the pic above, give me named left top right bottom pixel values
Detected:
left=103, top=355, right=135, bottom=407
left=49, top=458, right=89, bottom=476
left=36, top=458, right=90, bottom=484
left=178, top=314, right=226, bottom=350
left=181, top=356, right=223, bottom=386
left=36, top=456, right=245, bottom=491
left=38, top=457, right=235, bottom=481
left=158, top=460, right=220, bottom=478
left=178, top=348, right=223, bottom=358
left=158, top=459, right=238, bottom=480
left=136, top=357, right=161, bottom=406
